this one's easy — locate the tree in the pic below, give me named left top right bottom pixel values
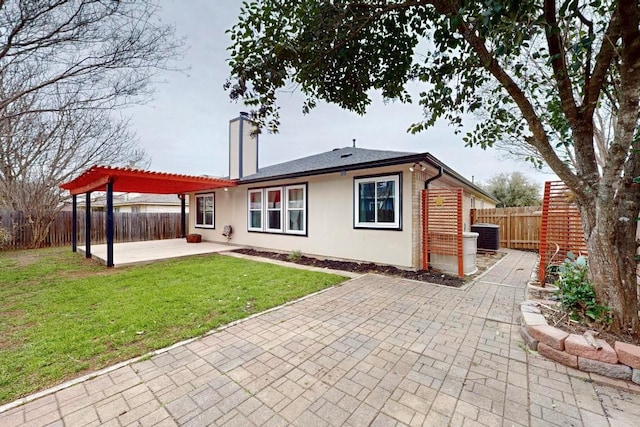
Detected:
left=226, top=0, right=640, bottom=335
left=0, top=0, right=180, bottom=248
left=481, top=172, right=541, bottom=208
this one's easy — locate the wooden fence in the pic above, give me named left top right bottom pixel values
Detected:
left=0, top=211, right=187, bottom=250
left=471, top=206, right=542, bottom=250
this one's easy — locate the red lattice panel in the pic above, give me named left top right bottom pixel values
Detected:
left=422, top=188, right=463, bottom=277
left=538, top=181, right=587, bottom=283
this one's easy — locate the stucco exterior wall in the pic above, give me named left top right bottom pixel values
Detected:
left=190, top=163, right=495, bottom=269
left=191, top=165, right=415, bottom=267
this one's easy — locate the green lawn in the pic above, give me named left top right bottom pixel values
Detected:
left=0, top=247, right=345, bottom=404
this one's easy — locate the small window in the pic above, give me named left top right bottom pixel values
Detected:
left=195, top=193, right=215, bottom=228
left=286, top=185, right=306, bottom=234
left=354, top=174, right=401, bottom=229
left=266, top=188, right=282, bottom=232
left=248, top=189, right=263, bottom=231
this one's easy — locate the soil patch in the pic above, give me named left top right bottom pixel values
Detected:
left=232, top=248, right=506, bottom=288
left=538, top=303, right=640, bottom=347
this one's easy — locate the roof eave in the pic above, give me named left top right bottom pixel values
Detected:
left=238, top=153, right=427, bottom=184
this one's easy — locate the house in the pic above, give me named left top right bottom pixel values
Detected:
left=187, top=113, right=496, bottom=270
left=60, top=113, right=496, bottom=270
left=73, top=193, right=188, bottom=214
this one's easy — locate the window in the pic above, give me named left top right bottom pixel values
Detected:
left=248, top=184, right=307, bottom=235
left=195, top=193, right=215, bottom=228
left=286, top=185, right=306, bottom=234
left=266, top=188, right=282, bottom=232
left=248, top=189, right=263, bottom=231
left=354, top=174, right=401, bottom=229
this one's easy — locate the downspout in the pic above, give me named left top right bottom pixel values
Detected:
left=422, top=163, right=443, bottom=270
left=424, top=165, right=443, bottom=188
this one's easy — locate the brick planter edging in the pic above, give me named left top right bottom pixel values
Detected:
left=519, top=300, right=640, bottom=385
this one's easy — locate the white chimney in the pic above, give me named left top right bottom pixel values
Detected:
left=229, top=112, right=258, bottom=179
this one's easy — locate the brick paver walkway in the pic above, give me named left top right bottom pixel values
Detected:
left=2, top=250, right=639, bottom=426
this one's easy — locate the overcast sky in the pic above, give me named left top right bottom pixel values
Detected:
left=128, top=0, right=554, bottom=188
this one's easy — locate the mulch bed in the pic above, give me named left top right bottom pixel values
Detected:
left=538, top=303, right=640, bottom=347
left=232, top=248, right=466, bottom=287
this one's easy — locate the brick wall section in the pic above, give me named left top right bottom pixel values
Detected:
left=529, top=325, right=569, bottom=351
left=615, top=342, right=640, bottom=369
left=565, top=335, right=618, bottom=364
left=411, top=171, right=429, bottom=269
left=520, top=302, right=640, bottom=385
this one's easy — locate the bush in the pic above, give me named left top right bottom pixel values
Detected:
left=554, top=252, right=611, bottom=326
left=288, top=250, right=302, bottom=262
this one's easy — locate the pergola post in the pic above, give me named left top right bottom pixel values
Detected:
left=72, top=195, right=77, bottom=252
left=180, top=194, right=186, bottom=238
left=106, top=180, right=114, bottom=267
left=85, top=192, right=91, bottom=258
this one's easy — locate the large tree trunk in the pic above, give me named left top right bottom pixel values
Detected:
left=582, top=196, right=640, bottom=337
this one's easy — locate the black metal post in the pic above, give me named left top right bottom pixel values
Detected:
left=106, top=180, right=114, bottom=267
left=180, top=194, right=186, bottom=238
left=85, top=192, right=91, bottom=258
left=72, top=195, right=77, bottom=252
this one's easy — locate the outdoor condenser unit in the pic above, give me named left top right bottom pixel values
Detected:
left=471, top=223, right=500, bottom=251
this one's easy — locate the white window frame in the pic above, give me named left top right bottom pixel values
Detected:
left=285, top=184, right=306, bottom=235
left=195, top=193, right=215, bottom=228
left=247, top=184, right=307, bottom=235
left=354, top=174, right=401, bottom=229
left=247, top=189, right=263, bottom=231
left=265, top=187, right=283, bottom=232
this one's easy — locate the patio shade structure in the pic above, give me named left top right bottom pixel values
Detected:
left=60, top=165, right=236, bottom=267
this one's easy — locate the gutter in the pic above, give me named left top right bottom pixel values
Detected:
left=423, top=163, right=443, bottom=189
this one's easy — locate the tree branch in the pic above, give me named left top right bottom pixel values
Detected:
left=455, top=20, right=586, bottom=199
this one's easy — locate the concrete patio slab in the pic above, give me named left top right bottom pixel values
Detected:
left=77, top=238, right=242, bottom=267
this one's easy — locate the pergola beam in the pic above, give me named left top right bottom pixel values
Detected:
left=70, top=176, right=112, bottom=196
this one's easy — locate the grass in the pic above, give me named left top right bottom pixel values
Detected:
left=0, top=247, right=345, bottom=404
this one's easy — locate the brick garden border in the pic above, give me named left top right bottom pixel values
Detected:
left=520, top=261, right=640, bottom=385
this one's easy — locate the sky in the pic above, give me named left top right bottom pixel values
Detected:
left=128, top=0, right=554, bottom=189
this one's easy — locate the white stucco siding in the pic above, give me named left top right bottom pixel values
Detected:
left=189, top=165, right=414, bottom=267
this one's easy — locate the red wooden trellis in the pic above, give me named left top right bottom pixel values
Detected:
left=422, top=188, right=464, bottom=277
left=538, top=181, right=587, bottom=284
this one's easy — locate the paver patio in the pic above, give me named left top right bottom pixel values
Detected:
left=2, top=249, right=639, bottom=426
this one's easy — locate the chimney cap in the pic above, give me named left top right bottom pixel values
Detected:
left=240, top=111, right=249, bottom=117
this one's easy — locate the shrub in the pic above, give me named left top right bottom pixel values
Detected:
left=554, top=252, right=611, bottom=326
left=288, top=250, right=302, bottom=262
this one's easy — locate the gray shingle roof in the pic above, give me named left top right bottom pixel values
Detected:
left=238, top=146, right=497, bottom=203
left=239, top=147, right=420, bottom=182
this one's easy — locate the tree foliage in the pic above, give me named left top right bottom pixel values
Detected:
left=0, top=0, right=181, bottom=247
left=481, top=172, right=541, bottom=207
left=227, top=0, right=640, bottom=335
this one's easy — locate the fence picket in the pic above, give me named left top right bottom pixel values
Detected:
left=0, top=210, right=188, bottom=250
left=471, top=206, right=542, bottom=250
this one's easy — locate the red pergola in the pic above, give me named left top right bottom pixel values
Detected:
left=60, top=165, right=237, bottom=267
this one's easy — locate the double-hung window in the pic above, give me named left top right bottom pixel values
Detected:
left=248, top=184, right=306, bottom=235
left=248, top=190, right=262, bottom=231
left=266, top=188, right=282, bottom=232
left=195, top=193, right=215, bottom=228
left=285, top=185, right=305, bottom=234
left=354, top=174, right=401, bottom=229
